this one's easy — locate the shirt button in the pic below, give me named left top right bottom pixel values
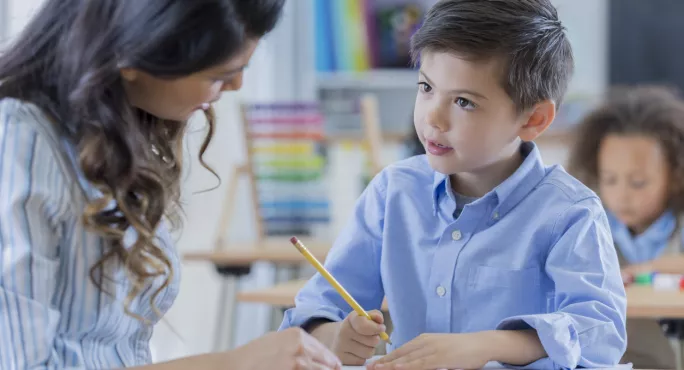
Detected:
left=436, top=285, right=447, bottom=297
left=492, top=212, right=499, bottom=220
left=451, top=230, right=462, bottom=240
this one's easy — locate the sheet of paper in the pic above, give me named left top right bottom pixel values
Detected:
left=341, top=356, right=381, bottom=370
left=342, top=357, right=634, bottom=370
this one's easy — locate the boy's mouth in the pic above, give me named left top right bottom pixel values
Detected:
left=426, top=140, right=454, bottom=156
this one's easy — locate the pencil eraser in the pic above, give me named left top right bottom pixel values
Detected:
left=289, top=236, right=298, bottom=245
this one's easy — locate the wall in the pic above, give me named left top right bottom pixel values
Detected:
left=538, top=0, right=608, bottom=166
left=154, top=0, right=318, bottom=358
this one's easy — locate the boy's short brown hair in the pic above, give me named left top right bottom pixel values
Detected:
left=411, top=0, right=574, bottom=112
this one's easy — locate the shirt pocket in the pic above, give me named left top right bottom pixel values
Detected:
left=464, top=265, right=544, bottom=327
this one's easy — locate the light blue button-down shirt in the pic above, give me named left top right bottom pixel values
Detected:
left=607, top=210, right=681, bottom=264
left=0, top=98, right=180, bottom=369
left=280, top=142, right=627, bottom=369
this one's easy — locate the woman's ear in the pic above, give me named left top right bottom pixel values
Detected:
left=119, top=68, right=138, bottom=82
left=518, top=100, right=556, bottom=142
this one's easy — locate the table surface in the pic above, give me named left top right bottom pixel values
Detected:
left=182, top=239, right=331, bottom=267
left=236, top=279, right=684, bottom=319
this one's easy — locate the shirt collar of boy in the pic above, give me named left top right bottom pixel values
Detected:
left=431, top=141, right=547, bottom=219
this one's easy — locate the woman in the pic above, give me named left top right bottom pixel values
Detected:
left=0, top=0, right=341, bottom=369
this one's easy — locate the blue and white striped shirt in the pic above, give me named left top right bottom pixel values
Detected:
left=0, top=98, right=181, bottom=369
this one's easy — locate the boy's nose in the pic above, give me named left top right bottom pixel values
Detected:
left=426, top=106, right=450, bottom=132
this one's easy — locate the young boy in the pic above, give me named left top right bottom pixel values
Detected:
left=280, top=0, right=627, bottom=369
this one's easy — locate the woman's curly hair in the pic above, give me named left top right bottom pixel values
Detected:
left=568, top=85, right=684, bottom=216
left=0, top=0, right=283, bottom=321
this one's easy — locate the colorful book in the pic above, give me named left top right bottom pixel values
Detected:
left=314, top=0, right=336, bottom=72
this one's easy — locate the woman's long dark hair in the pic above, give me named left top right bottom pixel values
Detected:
left=0, top=0, right=283, bottom=321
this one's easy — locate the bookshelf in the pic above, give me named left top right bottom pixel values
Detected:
left=311, top=0, right=430, bottom=141
left=317, top=69, right=418, bottom=90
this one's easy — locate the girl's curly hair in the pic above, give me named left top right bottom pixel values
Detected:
left=568, top=85, right=684, bottom=215
left=0, top=0, right=283, bottom=321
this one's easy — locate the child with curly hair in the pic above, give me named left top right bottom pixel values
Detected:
left=568, top=85, right=684, bottom=369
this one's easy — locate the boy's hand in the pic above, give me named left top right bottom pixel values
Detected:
left=331, top=310, right=385, bottom=366
left=367, top=333, right=490, bottom=370
left=368, top=330, right=545, bottom=370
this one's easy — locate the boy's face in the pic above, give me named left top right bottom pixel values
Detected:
left=413, top=51, right=536, bottom=175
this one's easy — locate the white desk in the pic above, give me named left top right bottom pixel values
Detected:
left=342, top=357, right=635, bottom=370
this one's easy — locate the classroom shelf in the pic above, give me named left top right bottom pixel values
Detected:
left=316, top=69, right=418, bottom=90
left=323, top=131, right=408, bottom=143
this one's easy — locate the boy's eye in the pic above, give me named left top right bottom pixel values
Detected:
left=417, top=82, right=432, bottom=93
left=455, top=97, right=475, bottom=110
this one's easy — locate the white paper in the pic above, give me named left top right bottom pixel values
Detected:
left=342, top=357, right=633, bottom=370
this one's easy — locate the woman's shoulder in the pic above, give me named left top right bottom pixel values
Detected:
left=0, top=97, right=85, bottom=213
left=0, top=96, right=65, bottom=134
left=0, top=97, right=62, bottom=146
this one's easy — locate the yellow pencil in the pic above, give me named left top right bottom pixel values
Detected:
left=289, top=236, right=391, bottom=344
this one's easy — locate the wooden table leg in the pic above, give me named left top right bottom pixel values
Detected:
left=269, top=264, right=300, bottom=331
left=662, top=319, right=684, bottom=370
left=212, top=276, right=237, bottom=351
left=669, top=337, right=684, bottom=370
left=212, top=265, right=252, bottom=351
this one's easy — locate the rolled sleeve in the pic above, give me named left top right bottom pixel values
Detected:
left=497, top=198, right=627, bottom=369
left=281, top=304, right=347, bottom=329
left=497, top=313, right=579, bottom=369
left=279, top=172, right=387, bottom=331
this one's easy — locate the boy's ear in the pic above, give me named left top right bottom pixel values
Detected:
left=518, top=100, right=556, bottom=142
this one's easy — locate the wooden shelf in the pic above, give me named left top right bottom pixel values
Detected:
left=535, top=127, right=575, bottom=143
left=237, top=279, right=389, bottom=311
left=236, top=280, right=684, bottom=319
left=183, top=239, right=332, bottom=268
left=324, top=131, right=408, bottom=143
left=321, top=128, right=572, bottom=145
left=317, top=69, right=418, bottom=90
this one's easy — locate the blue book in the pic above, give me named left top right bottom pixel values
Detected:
left=314, top=0, right=336, bottom=72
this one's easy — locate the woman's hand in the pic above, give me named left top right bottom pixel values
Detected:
left=228, top=327, right=342, bottom=370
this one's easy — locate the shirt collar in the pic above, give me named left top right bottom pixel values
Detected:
left=607, top=209, right=677, bottom=263
left=608, top=209, right=677, bottom=244
left=432, top=141, right=546, bottom=217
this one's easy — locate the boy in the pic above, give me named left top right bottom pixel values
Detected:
left=280, top=0, right=627, bottom=369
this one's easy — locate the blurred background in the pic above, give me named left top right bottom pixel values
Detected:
left=2, top=0, right=684, bottom=362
